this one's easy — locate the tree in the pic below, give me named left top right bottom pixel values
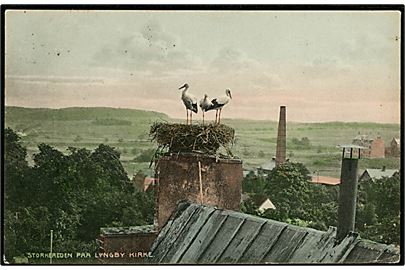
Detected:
left=90, top=144, right=131, bottom=190
left=356, top=174, right=400, bottom=245
left=241, top=162, right=339, bottom=232
left=134, top=148, right=156, bottom=163
left=3, top=132, right=156, bottom=262
left=4, top=128, right=30, bottom=209
left=263, top=163, right=312, bottom=221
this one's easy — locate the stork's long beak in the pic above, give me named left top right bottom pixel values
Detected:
left=229, top=92, right=232, bottom=99
left=179, top=84, right=186, bottom=90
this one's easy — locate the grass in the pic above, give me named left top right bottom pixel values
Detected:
left=5, top=106, right=401, bottom=178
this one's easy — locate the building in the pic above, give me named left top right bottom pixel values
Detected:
left=359, top=167, right=399, bottom=182
left=311, top=175, right=340, bottom=186
left=387, top=138, right=400, bottom=157
left=369, top=137, right=385, bottom=158
left=147, top=202, right=399, bottom=264
left=98, top=225, right=157, bottom=263
left=241, top=193, right=276, bottom=212
left=143, top=177, right=158, bottom=192
left=99, top=152, right=243, bottom=262
left=352, top=135, right=385, bottom=158
left=257, top=158, right=276, bottom=176
left=257, top=198, right=276, bottom=212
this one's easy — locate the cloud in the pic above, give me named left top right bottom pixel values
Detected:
left=338, top=31, right=397, bottom=65
left=6, top=75, right=104, bottom=85
left=92, top=20, right=200, bottom=76
left=210, top=47, right=260, bottom=72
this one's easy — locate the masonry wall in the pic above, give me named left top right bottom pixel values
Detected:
left=98, top=232, right=157, bottom=263
left=156, top=153, right=243, bottom=228
left=370, top=137, right=385, bottom=158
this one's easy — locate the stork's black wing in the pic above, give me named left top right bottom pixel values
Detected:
left=206, top=98, right=222, bottom=111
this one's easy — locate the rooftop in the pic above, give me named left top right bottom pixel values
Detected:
left=311, top=175, right=341, bottom=186
left=258, top=160, right=276, bottom=171
left=360, top=169, right=399, bottom=180
left=100, top=225, right=156, bottom=236
left=148, top=202, right=399, bottom=264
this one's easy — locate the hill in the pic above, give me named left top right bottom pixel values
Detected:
left=4, top=106, right=401, bottom=178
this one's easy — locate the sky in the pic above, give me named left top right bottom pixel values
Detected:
left=4, top=9, right=402, bottom=123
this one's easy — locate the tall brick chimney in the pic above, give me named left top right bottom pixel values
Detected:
left=156, top=153, right=243, bottom=228
left=275, top=106, right=286, bottom=166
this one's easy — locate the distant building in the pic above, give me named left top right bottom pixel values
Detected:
left=243, top=169, right=257, bottom=178
left=257, top=198, right=276, bottom=212
left=387, top=138, right=401, bottom=157
left=144, top=177, right=158, bottom=192
left=352, top=134, right=373, bottom=147
left=359, top=167, right=399, bottom=182
left=132, top=173, right=158, bottom=192
left=257, top=158, right=276, bottom=176
left=369, top=137, right=385, bottom=158
left=352, top=135, right=385, bottom=158
left=311, top=175, right=340, bottom=186
left=241, top=193, right=276, bottom=212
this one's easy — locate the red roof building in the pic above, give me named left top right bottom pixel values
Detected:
left=311, top=175, right=340, bottom=186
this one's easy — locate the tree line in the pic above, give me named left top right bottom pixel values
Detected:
left=4, top=128, right=155, bottom=263
left=241, top=162, right=400, bottom=246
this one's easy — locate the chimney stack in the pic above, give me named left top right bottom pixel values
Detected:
left=336, top=144, right=365, bottom=242
left=275, top=106, right=286, bottom=166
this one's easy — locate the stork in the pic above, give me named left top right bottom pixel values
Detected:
left=178, top=83, right=198, bottom=125
left=199, top=94, right=213, bottom=125
left=206, top=89, right=232, bottom=125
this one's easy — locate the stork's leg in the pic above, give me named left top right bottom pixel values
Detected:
left=190, top=111, right=193, bottom=125
left=218, top=108, right=222, bottom=125
left=202, top=111, right=205, bottom=125
left=215, top=110, right=218, bottom=124
left=186, top=108, right=189, bottom=124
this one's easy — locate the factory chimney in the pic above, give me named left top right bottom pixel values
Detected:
left=336, top=144, right=365, bottom=242
left=275, top=106, right=286, bottom=166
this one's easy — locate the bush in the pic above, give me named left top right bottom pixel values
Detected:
left=134, top=148, right=156, bottom=163
left=291, top=137, right=311, bottom=149
left=92, top=118, right=131, bottom=126
left=258, top=150, right=265, bottom=158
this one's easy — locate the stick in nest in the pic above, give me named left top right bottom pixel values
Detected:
left=149, top=122, right=235, bottom=155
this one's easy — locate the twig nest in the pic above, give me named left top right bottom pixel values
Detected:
left=150, top=123, right=235, bottom=155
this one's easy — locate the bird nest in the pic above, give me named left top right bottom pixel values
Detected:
left=150, top=122, right=235, bottom=155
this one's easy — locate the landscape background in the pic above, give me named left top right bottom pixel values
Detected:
left=5, top=106, right=400, bottom=179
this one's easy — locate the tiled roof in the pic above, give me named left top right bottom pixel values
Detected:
left=311, top=175, right=341, bottom=185
left=148, top=202, right=399, bottom=264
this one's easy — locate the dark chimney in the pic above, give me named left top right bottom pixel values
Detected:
left=275, top=106, right=286, bottom=166
left=382, top=166, right=386, bottom=172
left=336, top=144, right=364, bottom=242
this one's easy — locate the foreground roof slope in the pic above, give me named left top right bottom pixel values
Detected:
left=147, top=202, right=399, bottom=264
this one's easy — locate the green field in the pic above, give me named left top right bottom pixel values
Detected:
left=5, top=106, right=401, bottom=178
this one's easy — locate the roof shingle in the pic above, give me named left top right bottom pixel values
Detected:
left=148, top=201, right=399, bottom=264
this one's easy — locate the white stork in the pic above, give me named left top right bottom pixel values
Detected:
left=206, top=89, right=232, bottom=124
left=178, top=83, right=198, bottom=125
left=199, top=94, right=213, bottom=125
